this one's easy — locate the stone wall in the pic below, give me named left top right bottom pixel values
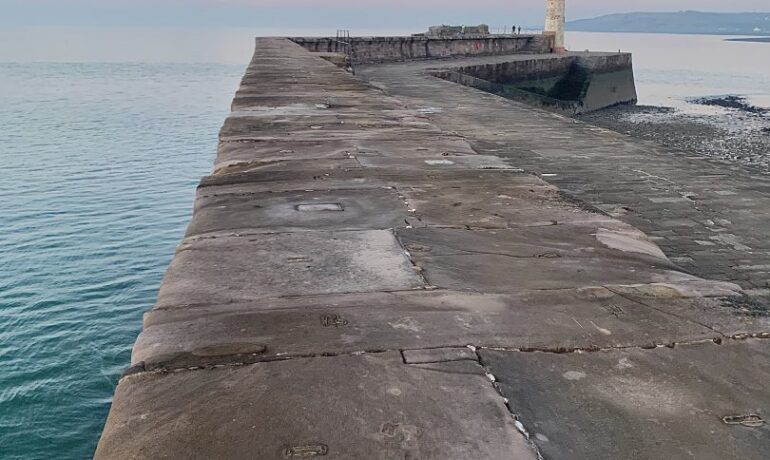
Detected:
left=574, top=54, right=638, bottom=112
left=441, top=53, right=637, bottom=113
left=426, top=24, right=491, bottom=36
left=290, top=35, right=554, bottom=64
left=433, top=69, right=580, bottom=116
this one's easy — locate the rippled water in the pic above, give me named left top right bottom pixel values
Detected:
left=0, top=62, right=243, bottom=459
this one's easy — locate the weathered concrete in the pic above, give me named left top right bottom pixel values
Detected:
left=357, top=56, right=770, bottom=297
left=95, top=37, right=769, bottom=459
left=431, top=52, right=637, bottom=113
left=98, top=352, right=537, bottom=460
left=482, top=340, right=770, bottom=460
left=426, top=24, right=490, bottom=36
left=291, top=34, right=552, bottom=64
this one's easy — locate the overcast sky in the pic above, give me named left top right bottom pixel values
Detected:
left=3, top=0, right=769, bottom=28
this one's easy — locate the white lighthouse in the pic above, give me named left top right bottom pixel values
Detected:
left=544, top=0, right=566, bottom=53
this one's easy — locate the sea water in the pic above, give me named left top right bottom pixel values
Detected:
left=0, top=57, right=245, bottom=458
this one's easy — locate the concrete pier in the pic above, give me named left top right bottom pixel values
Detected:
left=95, top=37, right=770, bottom=459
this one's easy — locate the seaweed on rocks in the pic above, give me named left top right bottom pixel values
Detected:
left=575, top=103, right=770, bottom=171
left=691, top=95, right=768, bottom=115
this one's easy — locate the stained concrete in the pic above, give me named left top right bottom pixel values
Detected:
left=157, top=230, right=424, bottom=307
left=134, top=289, right=736, bottom=372
left=437, top=52, right=637, bottom=113
left=481, top=341, right=770, bottom=460
left=186, top=188, right=410, bottom=236
left=398, top=226, right=720, bottom=292
left=96, top=352, right=537, bottom=460
left=357, top=57, right=770, bottom=296
left=291, top=34, right=553, bottom=64
left=96, top=37, right=770, bottom=459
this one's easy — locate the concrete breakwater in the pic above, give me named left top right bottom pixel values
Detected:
left=95, top=37, right=770, bottom=459
left=434, top=52, right=637, bottom=114
left=293, top=35, right=636, bottom=114
left=291, top=34, right=553, bottom=64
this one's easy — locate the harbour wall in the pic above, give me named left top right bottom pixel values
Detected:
left=433, top=52, right=637, bottom=114
left=290, top=34, right=554, bottom=64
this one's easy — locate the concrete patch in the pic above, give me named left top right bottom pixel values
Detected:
left=186, top=188, right=409, bottom=236
left=402, top=347, right=477, bottom=364
left=595, top=227, right=668, bottom=260
left=606, top=280, right=743, bottom=299
left=156, top=230, right=424, bottom=308
left=357, top=155, right=516, bottom=171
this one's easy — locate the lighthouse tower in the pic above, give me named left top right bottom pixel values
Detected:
left=544, top=0, right=566, bottom=53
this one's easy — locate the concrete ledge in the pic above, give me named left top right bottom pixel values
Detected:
left=291, top=34, right=553, bottom=64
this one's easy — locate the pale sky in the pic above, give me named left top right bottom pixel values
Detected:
left=3, top=0, right=769, bottom=28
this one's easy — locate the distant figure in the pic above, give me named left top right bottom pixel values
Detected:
left=518, top=26, right=522, bottom=34
left=512, top=26, right=517, bottom=35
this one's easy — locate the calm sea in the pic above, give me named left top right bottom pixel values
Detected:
left=0, top=29, right=251, bottom=459
left=0, top=28, right=767, bottom=459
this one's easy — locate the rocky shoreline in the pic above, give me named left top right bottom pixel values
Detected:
left=576, top=96, right=770, bottom=171
left=726, top=37, right=770, bottom=43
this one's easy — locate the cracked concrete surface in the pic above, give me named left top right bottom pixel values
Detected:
left=95, top=38, right=769, bottom=459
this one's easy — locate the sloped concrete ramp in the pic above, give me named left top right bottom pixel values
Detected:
left=95, top=38, right=769, bottom=459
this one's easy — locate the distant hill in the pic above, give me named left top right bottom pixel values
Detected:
left=567, top=11, right=770, bottom=36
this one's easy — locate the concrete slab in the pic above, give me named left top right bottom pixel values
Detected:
left=398, top=179, right=614, bottom=229
left=95, top=352, right=538, bottom=460
left=200, top=168, right=540, bottom=196
left=402, top=347, right=477, bottom=364
left=357, top=154, right=515, bottom=171
left=198, top=171, right=391, bottom=198
left=623, top=295, right=770, bottom=338
left=480, top=340, right=770, bottom=460
left=219, top=126, right=444, bottom=143
left=220, top=112, right=437, bottom=139
left=135, top=289, right=718, bottom=371
left=397, top=227, right=717, bottom=293
left=156, top=230, right=424, bottom=308
left=214, top=135, right=476, bottom=174
left=210, top=158, right=361, bottom=175
left=185, top=188, right=409, bottom=236
left=231, top=93, right=405, bottom=111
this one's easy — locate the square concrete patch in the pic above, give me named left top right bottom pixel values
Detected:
left=156, top=230, right=424, bottom=308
